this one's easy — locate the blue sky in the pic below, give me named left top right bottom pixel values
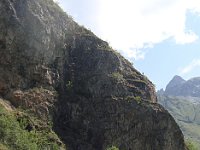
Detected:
left=55, top=0, right=200, bottom=90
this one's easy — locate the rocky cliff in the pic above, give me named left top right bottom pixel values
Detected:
left=0, top=0, right=186, bottom=149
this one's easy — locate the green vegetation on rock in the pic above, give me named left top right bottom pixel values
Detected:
left=106, top=146, right=119, bottom=150
left=125, top=96, right=142, bottom=104
left=0, top=0, right=186, bottom=149
left=135, top=96, right=142, bottom=104
left=111, top=72, right=124, bottom=81
left=186, top=140, right=199, bottom=150
left=0, top=104, right=64, bottom=150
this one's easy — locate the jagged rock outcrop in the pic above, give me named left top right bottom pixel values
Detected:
left=0, top=0, right=186, bottom=149
left=165, top=75, right=200, bottom=97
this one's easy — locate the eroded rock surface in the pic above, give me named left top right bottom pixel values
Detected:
left=0, top=0, right=186, bottom=149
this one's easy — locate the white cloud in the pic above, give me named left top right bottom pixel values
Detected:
left=94, top=0, right=200, bottom=60
left=180, top=59, right=200, bottom=75
left=175, top=30, right=198, bottom=44
left=53, top=0, right=59, bottom=3
left=119, top=48, right=146, bottom=61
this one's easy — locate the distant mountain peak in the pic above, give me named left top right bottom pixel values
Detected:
left=189, top=77, right=200, bottom=82
left=165, top=75, right=200, bottom=97
left=171, top=75, right=185, bottom=82
left=157, top=88, right=164, bottom=95
left=173, top=75, right=185, bottom=80
left=165, top=75, right=185, bottom=89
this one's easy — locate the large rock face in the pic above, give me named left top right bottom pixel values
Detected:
left=0, top=0, right=186, bottom=149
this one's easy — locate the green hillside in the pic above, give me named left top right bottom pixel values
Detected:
left=158, top=95, right=200, bottom=149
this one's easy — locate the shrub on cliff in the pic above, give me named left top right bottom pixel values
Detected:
left=0, top=104, right=63, bottom=150
left=106, top=146, right=119, bottom=150
left=185, top=140, right=198, bottom=150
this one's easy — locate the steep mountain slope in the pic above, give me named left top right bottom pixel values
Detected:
left=165, top=75, right=200, bottom=97
left=0, top=0, right=186, bottom=150
left=158, top=75, right=200, bottom=149
left=158, top=95, right=200, bottom=149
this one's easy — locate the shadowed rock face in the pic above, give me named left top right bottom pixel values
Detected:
left=0, top=0, right=186, bottom=149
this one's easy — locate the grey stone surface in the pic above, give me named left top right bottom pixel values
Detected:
left=0, top=0, right=186, bottom=149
